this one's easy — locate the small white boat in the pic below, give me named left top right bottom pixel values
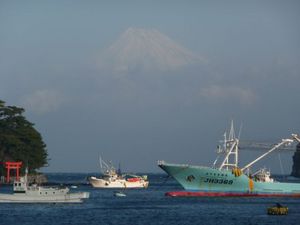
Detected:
left=0, top=170, right=89, bottom=203
left=88, top=157, right=149, bottom=189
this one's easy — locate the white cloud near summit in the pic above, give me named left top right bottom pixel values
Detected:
left=21, top=90, right=65, bottom=114
left=199, top=85, right=257, bottom=106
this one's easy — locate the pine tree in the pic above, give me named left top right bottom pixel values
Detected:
left=0, top=100, right=48, bottom=174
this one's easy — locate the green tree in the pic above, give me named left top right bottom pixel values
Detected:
left=0, top=100, right=48, bottom=174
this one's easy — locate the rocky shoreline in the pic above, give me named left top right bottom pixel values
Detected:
left=0, top=173, right=48, bottom=184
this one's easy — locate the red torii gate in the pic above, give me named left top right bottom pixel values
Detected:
left=4, top=162, right=22, bottom=183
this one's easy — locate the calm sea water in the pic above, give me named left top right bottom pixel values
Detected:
left=0, top=173, right=299, bottom=225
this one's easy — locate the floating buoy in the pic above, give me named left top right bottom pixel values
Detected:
left=114, top=191, right=126, bottom=197
left=267, top=204, right=288, bottom=215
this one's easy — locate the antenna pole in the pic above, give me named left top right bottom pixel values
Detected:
left=218, top=121, right=239, bottom=170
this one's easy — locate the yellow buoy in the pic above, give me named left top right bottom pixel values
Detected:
left=267, top=204, right=288, bottom=215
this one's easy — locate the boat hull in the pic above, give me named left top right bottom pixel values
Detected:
left=0, top=192, right=90, bottom=203
left=159, top=162, right=300, bottom=197
left=89, top=176, right=149, bottom=188
left=165, top=191, right=300, bottom=197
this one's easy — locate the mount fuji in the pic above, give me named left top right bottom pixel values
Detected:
left=97, top=28, right=205, bottom=73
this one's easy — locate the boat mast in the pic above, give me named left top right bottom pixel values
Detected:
left=219, top=121, right=239, bottom=170
left=99, top=155, right=104, bottom=173
left=25, top=167, right=28, bottom=184
left=99, top=155, right=112, bottom=174
left=241, top=138, right=294, bottom=172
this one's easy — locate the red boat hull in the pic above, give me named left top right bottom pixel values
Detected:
left=165, top=191, right=300, bottom=197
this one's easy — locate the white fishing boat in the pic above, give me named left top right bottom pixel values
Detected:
left=88, top=157, right=149, bottom=188
left=0, top=169, right=89, bottom=203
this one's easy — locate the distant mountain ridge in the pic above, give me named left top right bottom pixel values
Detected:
left=97, top=28, right=205, bottom=73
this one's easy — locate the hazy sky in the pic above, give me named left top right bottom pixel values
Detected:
left=1, top=0, right=300, bottom=173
